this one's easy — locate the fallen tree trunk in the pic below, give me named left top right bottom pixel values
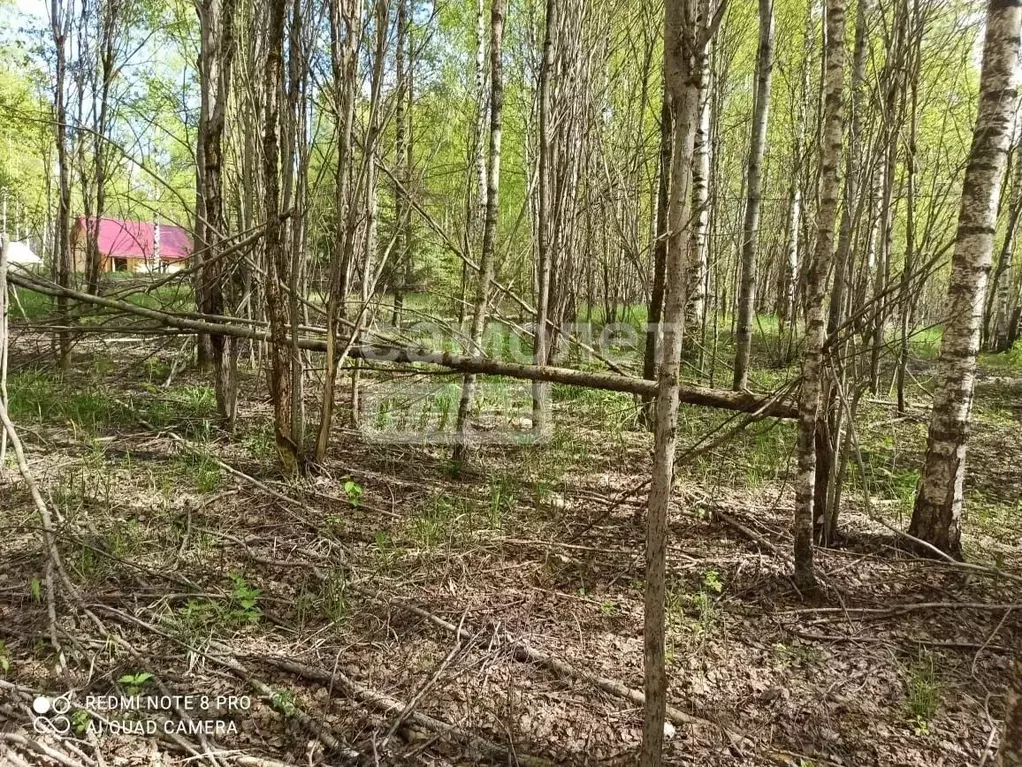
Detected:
left=7, top=271, right=798, bottom=419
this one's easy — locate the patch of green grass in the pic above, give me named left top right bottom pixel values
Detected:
left=408, top=493, right=464, bottom=551
left=903, top=651, right=942, bottom=735
left=7, top=371, right=125, bottom=433
left=137, top=385, right=217, bottom=435
left=10, top=287, right=54, bottom=320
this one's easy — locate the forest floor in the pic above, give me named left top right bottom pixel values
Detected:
left=1, top=323, right=1021, bottom=767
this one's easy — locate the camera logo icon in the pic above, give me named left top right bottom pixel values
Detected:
left=30, top=694, right=72, bottom=736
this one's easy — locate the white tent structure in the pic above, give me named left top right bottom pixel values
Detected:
left=5, top=239, right=42, bottom=268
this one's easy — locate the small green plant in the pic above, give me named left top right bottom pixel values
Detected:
left=702, top=570, right=723, bottom=594
left=173, top=598, right=220, bottom=639
left=409, top=495, right=461, bottom=550
left=373, top=530, right=398, bottom=570
left=71, top=708, right=91, bottom=736
left=30, top=578, right=42, bottom=602
left=487, top=475, right=516, bottom=529
left=321, top=572, right=349, bottom=625
left=229, top=573, right=262, bottom=625
left=118, top=671, right=154, bottom=695
left=904, top=651, right=941, bottom=735
left=271, top=689, right=297, bottom=718
left=343, top=479, right=363, bottom=507
left=0, top=641, right=9, bottom=673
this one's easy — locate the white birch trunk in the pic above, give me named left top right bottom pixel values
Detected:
left=910, top=0, right=1022, bottom=557
left=733, top=0, right=775, bottom=391
left=793, top=0, right=846, bottom=591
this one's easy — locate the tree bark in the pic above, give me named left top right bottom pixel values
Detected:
left=1000, top=656, right=1022, bottom=766
left=532, top=0, right=557, bottom=436
left=453, top=0, right=506, bottom=466
left=991, top=144, right=1022, bottom=352
left=909, top=0, right=1022, bottom=559
left=50, top=0, right=72, bottom=373
left=641, top=83, right=674, bottom=426
left=262, top=0, right=301, bottom=474
left=316, top=0, right=361, bottom=462
left=392, top=0, right=410, bottom=326
left=793, top=0, right=846, bottom=592
left=732, top=0, right=774, bottom=391
left=640, top=0, right=707, bottom=762
left=197, top=0, right=240, bottom=429
left=686, top=41, right=711, bottom=334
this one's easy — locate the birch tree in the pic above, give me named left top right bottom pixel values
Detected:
left=640, top=0, right=723, bottom=761
left=732, top=0, right=774, bottom=391
left=532, top=0, right=557, bottom=434
left=453, top=0, right=505, bottom=466
left=793, top=0, right=846, bottom=591
left=909, top=0, right=1022, bottom=557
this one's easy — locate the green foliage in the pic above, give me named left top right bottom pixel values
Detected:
left=118, top=671, right=154, bottom=695
left=271, top=689, right=297, bottom=719
left=903, top=651, right=942, bottom=735
left=228, top=573, right=262, bottom=625
left=7, top=372, right=123, bottom=433
left=343, top=479, right=364, bottom=506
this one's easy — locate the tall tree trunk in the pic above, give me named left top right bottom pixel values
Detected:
left=732, top=0, right=774, bottom=391
left=197, top=0, right=240, bottom=429
left=816, top=0, right=872, bottom=543
left=991, top=144, right=1022, bottom=352
left=793, top=0, right=846, bottom=592
left=641, top=83, right=673, bottom=426
left=50, top=0, right=72, bottom=373
left=640, top=0, right=713, bottom=761
left=532, top=0, right=557, bottom=435
left=869, top=0, right=908, bottom=392
left=453, top=0, right=505, bottom=466
left=85, top=0, right=119, bottom=296
left=895, top=0, right=922, bottom=415
left=392, top=0, right=409, bottom=326
left=262, top=0, right=300, bottom=474
left=909, top=0, right=1022, bottom=558
left=316, top=0, right=360, bottom=462
left=1000, top=656, right=1022, bottom=766
left=687, top=41, right=711, bottom=336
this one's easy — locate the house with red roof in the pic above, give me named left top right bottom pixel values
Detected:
left=71, top=216, right=193, bottom=274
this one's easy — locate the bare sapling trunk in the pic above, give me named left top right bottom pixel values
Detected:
left=816, top=0, right=872, bottom=543
left=316, top=0, right=361, bottom=462
left=793, top=0, right=846, bottom=592
left=732, top=0, right=774, bottom=391
left=453, top=0, right=505, bottom=467
left=51, top=0, right=72, bottom=373
left=641, top=83, right=673, bottom=428
left=197, top=0, right=240, bottom=429
left=991, top=142, right=1022, bottom=352
left=262, top=0, right=301, bottom=474
left=1001, top=656, right=1022, bottom=766
left=640, top=0, right=710, bottom=761
left=392, top=0, right=410, bottom=326
left=909, top=0, right=1022, bottom=558
left=532, top=0, right=557, bottom=436
left=687, top=43, right=711, bottom=335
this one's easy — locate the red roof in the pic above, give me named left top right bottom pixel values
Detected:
left=73, top=216, right=192, bottom=261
